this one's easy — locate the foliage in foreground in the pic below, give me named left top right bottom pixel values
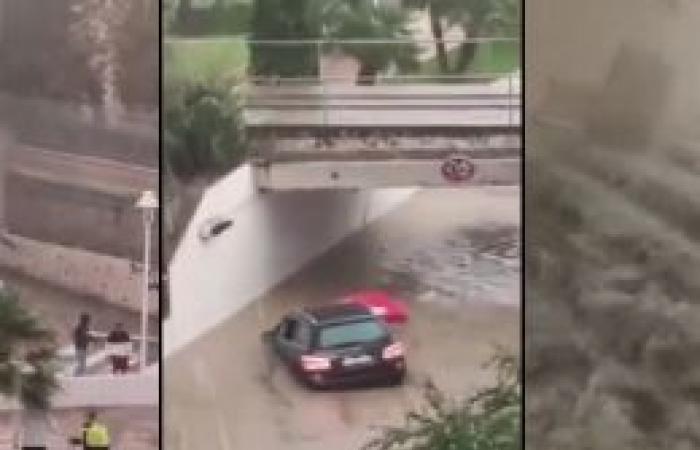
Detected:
left=163, top=80, right=248, bottom=181
left=0, top=289, right=58, bottom=410
left=364, top=352, right=520, bottom=450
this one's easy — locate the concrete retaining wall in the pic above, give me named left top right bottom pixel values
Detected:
left=0, top=370, right=159, bottom=410
left=0, top=234, right=157, bottom=314
left=5, top=173, right=154, bottom=261
left=164, top=164, right=416, bottom=356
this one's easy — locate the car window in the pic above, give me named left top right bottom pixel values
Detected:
left=318, top=319, right=387, bottom=349
left=280, top=318, right=297, bottom=341
left=294, top=320, right=312, bottom=349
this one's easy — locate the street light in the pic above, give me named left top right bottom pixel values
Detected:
left=135, top=190, right=158, bottom=372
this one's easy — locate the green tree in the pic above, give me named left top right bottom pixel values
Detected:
left=0, top=0, right=99, bottom=103
left=249, top=0, right=418, bottom=84
left=249, top=0, right=323, bottom=78
left=323, top=0, right=419, bottom=85
left=117, top=0, right=159, bottom=108
left=364, top=351, right=521, bottom=450
left=164, top=80, right=248, bottom=180
left=404, top=0, right=519, bottom=74
left=162, top=0, right=179, bottom=32
left=402, top=0, right=453, bottom=73
left=0, top=289, right=58, bottom=410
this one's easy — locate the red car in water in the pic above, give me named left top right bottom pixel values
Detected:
left=342, top=290, right=410, bottom=325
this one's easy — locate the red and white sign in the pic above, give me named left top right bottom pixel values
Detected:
left=441, top=155, right=476, bottom=183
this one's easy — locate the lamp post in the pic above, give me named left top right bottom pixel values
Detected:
left=136, top=190, right=158, bottom=372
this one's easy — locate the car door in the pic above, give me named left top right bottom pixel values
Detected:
left=275, top=315, right=311, bottom=363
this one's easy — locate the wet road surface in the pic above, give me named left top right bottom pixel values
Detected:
left=164, top=187, right=520, bottom=450
left=0, top=407, right=158, bottom=450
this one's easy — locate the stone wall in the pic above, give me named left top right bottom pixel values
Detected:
left=0, top=370, right=159, bottom=409
left=6, top=172, right=156, bottom=261
left=0, top=234, right=157, bottom=314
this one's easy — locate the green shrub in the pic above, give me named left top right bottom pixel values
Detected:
left=163, top=80, right=247, bottom=181
left=364, top=351, right=521, bottom=450
left=0, top=289, right=58, bottom=410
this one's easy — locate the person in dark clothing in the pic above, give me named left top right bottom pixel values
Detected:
left=73, top=313, right=92, bottom=376
left=106, top=323, right=131, bottom=374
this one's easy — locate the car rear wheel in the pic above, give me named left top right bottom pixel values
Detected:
left=389, top=370, right=406, bottom=386
left=303, top=373, right=328, bottom=391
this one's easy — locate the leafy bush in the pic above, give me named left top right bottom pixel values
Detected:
left=364, top=351, right=521, bottom=450
left=249, top=0, right=321, bottom=78
left=0, top=289, right=58, bottom=410
left=163, top=80, right=248, bottom=181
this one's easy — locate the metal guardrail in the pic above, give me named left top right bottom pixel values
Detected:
left=243, top=80, right=520, bottom=128
left=164, top=36, right=520, bottom=83
left=165, top=36, right=520, bottom=125
left=164, top=36, right=518, bottom=45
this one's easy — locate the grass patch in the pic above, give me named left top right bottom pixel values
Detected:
left=163, top=37, right=518, bottom=85
left=420, top=40, right=519, bottom=78
left=471, top=40, right=520, bottom=73
left=164, top=38, right=249, bottom=85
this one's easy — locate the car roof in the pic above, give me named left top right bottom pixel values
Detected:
left=302, top=303, right=375, bottom=325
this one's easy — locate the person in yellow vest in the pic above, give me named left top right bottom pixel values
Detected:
left=82, top=412, right=110, bottom=450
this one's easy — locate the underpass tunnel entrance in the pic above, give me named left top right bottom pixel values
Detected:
left=165, top=185, right=520, bottom=450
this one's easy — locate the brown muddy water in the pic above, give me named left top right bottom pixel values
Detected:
left=164, top=187, right=520, bottom=450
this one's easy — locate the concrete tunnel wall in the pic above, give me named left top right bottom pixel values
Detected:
left=164, top=164, right=416, bottom=356
left=526, top=0, right=700, bottom=140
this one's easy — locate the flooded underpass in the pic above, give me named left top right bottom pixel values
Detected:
left=164, top=187, right=520, bottom=450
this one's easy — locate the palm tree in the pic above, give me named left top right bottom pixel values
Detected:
left=70, top=0, right=135, bottom=125
left=249, top=0, right=325, bottom=78
left=249, top=0, right=418, bottom=84
left=402, top=0, right=453, bottom=73
left=404, top=0, right=519, bottom=74
left=0, top=288, right=58, bottom=410
left=453, top=0, right=519, bottom=73
left=322, top=0, right=419, bottom=85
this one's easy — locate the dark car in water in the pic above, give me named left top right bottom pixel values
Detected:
left=263, top=303, right=406, bottom=388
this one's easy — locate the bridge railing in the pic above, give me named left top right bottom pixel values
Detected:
left=164, top=37, right=521, bottom=127
left=164, top=36, right=520, bottom=83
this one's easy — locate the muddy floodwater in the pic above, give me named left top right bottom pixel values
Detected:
left=165, top=187, right=520, bottom=450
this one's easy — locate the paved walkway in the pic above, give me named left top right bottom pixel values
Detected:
left=0, top=407, right=158, bottom=450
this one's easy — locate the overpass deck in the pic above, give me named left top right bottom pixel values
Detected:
left=244, top=83, right=520, bottom=129
left=244, top=82, right=520, bottom=189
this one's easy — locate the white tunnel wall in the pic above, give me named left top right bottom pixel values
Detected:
left=164, top=164, right=416, bottom=357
